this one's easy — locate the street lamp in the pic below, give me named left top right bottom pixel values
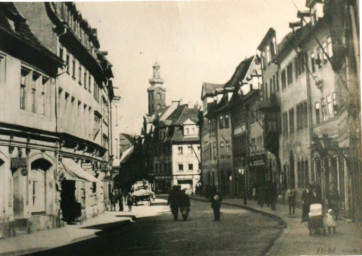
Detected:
left=239, top=168, right=247, bottom=205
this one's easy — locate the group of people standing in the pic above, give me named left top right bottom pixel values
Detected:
left=301, top=182, right=340, bottom=234
left=110, top=188, right=134, bottom=212
left=167, top=186, right=191, bottom=221
left=256, top=182, right=278, bottom=211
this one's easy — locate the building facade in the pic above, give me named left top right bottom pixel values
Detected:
left=0, top=3, right=115, bottom=238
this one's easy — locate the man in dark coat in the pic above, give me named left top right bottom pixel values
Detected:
left=179, top=190, right=191, bottom=221
left=211, top=191, right=222, bottom=221
left=301, top=184, right=311, bottom=222
left=168, top=186, right=181, bottom=221
left=118, top=189, right=124, bottom=211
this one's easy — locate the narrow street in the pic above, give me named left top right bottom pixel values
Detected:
left=27, top=198, right=282, bottom=256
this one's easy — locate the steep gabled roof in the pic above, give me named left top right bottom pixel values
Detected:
left=175, top=107, right=200, bottom=125
left=0, top=3, right=63, bottom=68
left=201, top=82, right=224, bottom=99
left=224, top=56, right=254, bottom=90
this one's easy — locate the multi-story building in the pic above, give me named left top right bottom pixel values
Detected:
left=205, top=85, right=234, bottom=195
left=15, top=2, right=115, bottom=224
left=258, top=0, right=360, bottom=221
left=229, top=56, right=265, bottom=197
left=143, top=63, right=201, bottom=193
left=0, top=3, right=63, bottom=238
left=200, top=83, right=223, bottom=191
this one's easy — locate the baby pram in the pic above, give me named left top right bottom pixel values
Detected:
left=308, top=203, right=325, bottom=236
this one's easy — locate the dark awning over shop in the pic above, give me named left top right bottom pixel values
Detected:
left=61, top=158, right=99, bottom=182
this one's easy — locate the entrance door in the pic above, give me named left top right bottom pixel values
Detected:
left=61, top=180, right=80, bottom=223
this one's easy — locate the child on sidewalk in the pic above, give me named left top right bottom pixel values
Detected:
left=325, top=209, right=337, bottom=234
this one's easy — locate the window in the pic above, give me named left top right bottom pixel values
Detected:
left=188, top=164, right=193, bottom=171
left=178, top=164, right=183, bottom=171
left=327, top=95, right=333, bottom=118
left=225, top=115, right=229, bottom=128
left=31, top=170, right=46, bottom=213
left=289, top=108, right=294, bottom=134
left=315, top=102, right=321, bottom=124
left=220, top=142, right=224, bottom=158
left=39, top=77, right=48, bottom=115
left=297, top=102, right=308, bottom=130
left=213, top=142, right=217, bottom=160
left=59, top=46, right=64, bottom=60
left=84, top=71, right=87, bottom=89
left=88, top=75, right=92, bottom=92
left=281, top=70, right=286, bottom=89
left=332, top=92, right=338, bottom=114
left=317, top=48, right=323, bottom=68
left=178, top=146, right=183, bottom=155
left=185, top=127, right=189, bottom=135
left=275, top=71, right=279, bottom=91
left=20, top=68, right=30, bottom=110
left=321, top=98, right=328, bottom=121
left=287, top=63, right=293, bottom=85
left=31, top=72, right=40, bottom=113
left=78, top=65, right=82, bottom=84
left=226, top=141, right=231, bottom=157
left=265, top=82, right=269, bottom=98
left=72, top=59, right=76, bottom=79
left=188, top=146, right=193, bottom=155
left=310, top=52, right=316, bottom=73
left=66, top=54, right=70, bottom=74
left=282, top=112, right=288, bottom=135
left=219, top=116, right=224, bottom=129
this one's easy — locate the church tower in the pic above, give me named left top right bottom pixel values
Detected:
left=148, top=62, right=166, bottom=115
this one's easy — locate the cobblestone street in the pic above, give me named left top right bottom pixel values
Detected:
left=24, top=198, right=282, bottom=256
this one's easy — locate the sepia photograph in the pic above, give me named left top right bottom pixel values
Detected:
left=0, top=1, right=360, bottom=255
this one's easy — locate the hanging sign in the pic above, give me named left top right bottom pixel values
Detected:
left=11, top=157, right=27, bottom=169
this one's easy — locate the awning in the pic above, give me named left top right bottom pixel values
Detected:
left=112, top=146, right=134, bottom=167
left=61, top=158, right=99, bottom=182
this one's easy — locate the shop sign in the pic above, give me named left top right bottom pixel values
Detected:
left=11, top=157, right=27, bottom=169
left=250, top=159, right=264, bottom=167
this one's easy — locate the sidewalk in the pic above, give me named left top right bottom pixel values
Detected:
left=192, top=195, right=362, bottom=256
left=0, top=211, right=135, bottom=256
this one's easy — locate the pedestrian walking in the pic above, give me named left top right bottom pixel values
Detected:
left=211, top=191, right=222, bottom=221
left=301, top=184, right=311, bottom=222
left=110, top=189, right=117, bottom=211
left=257, top=184, right=265, bottom=207
left=286, top=187, right=296, bottom=216
left=118, top=189, right=124, bottom=211
left=179, top=189, right=191, bottom=221
left=324, top=209, right=337, bottom=234
left=168, top=185, right=181, bottom=221
left=126, top=192, right=133, bottom=212
left=270, top=182, right=277, bottom=211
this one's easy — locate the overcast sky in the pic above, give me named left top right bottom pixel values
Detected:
left=77, top=0, right=306, bottom=135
